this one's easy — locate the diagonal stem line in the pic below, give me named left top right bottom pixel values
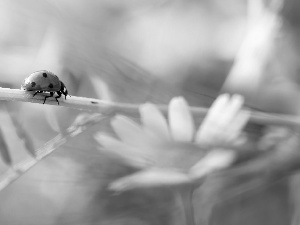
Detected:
left=0, top=114, right=108, bottom=192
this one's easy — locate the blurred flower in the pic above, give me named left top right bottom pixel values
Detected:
left=95, top=94, right=250, bottom=192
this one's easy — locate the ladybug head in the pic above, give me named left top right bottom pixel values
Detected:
left=60, top=81, right=68, bottom=97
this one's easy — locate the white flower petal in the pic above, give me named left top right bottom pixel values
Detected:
left=94, top=133, right=151, bottom=168
left=108, top=168, right=192, bottom=192
left=195, top=94, right=246, bottom=146
left=223, top=110, right=250, bottom=143
left=111, top=115, right=148, bottom=146
left=168, top=97, right=195, bottom=142
left=217, top=94, right=245, bottom=128
left=189, top=149, right=236, bottom=180
left=140, top=103, right=170, bottom=141
left=209, top=95, right=245, bottom=145
left=195, top=94, right=230, bottom=145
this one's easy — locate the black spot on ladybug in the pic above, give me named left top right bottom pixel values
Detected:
left=31, top=82, right=36, bottom=87
left=48, top=83, right=54, bottom=88
left=43, top=73, right=47, bottom=78
left=91, top=101, right=98, bottom=104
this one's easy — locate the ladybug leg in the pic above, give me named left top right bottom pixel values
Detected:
left=33, top=91, right=43, bottom=97
left=43, top=92, right=54, bottom=104
left=55, top=91, right=62, bottom=105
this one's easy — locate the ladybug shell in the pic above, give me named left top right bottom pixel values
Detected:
left=21, top=70, right=61, bottom=91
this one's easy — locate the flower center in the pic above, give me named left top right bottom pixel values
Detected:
left=150, top=142, right=207, bottom=171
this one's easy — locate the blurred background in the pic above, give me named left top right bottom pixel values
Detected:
left=0, top=0, right=247, bottom=103
left=0, top=0, right=300, bottom=224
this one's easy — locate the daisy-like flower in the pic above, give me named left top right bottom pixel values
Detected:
left=95, top=94, right=249, bottom=225
left=96, top=94, right=249, bottom=190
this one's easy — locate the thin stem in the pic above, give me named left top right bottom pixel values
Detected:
left=175, top=186, right=196, bottom=225
left=0, top=114, right=109, bottom=192
left=0, top=88, right=300, bottom=127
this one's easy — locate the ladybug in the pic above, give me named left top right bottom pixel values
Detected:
left=21, top=70, right=68, bottom=105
